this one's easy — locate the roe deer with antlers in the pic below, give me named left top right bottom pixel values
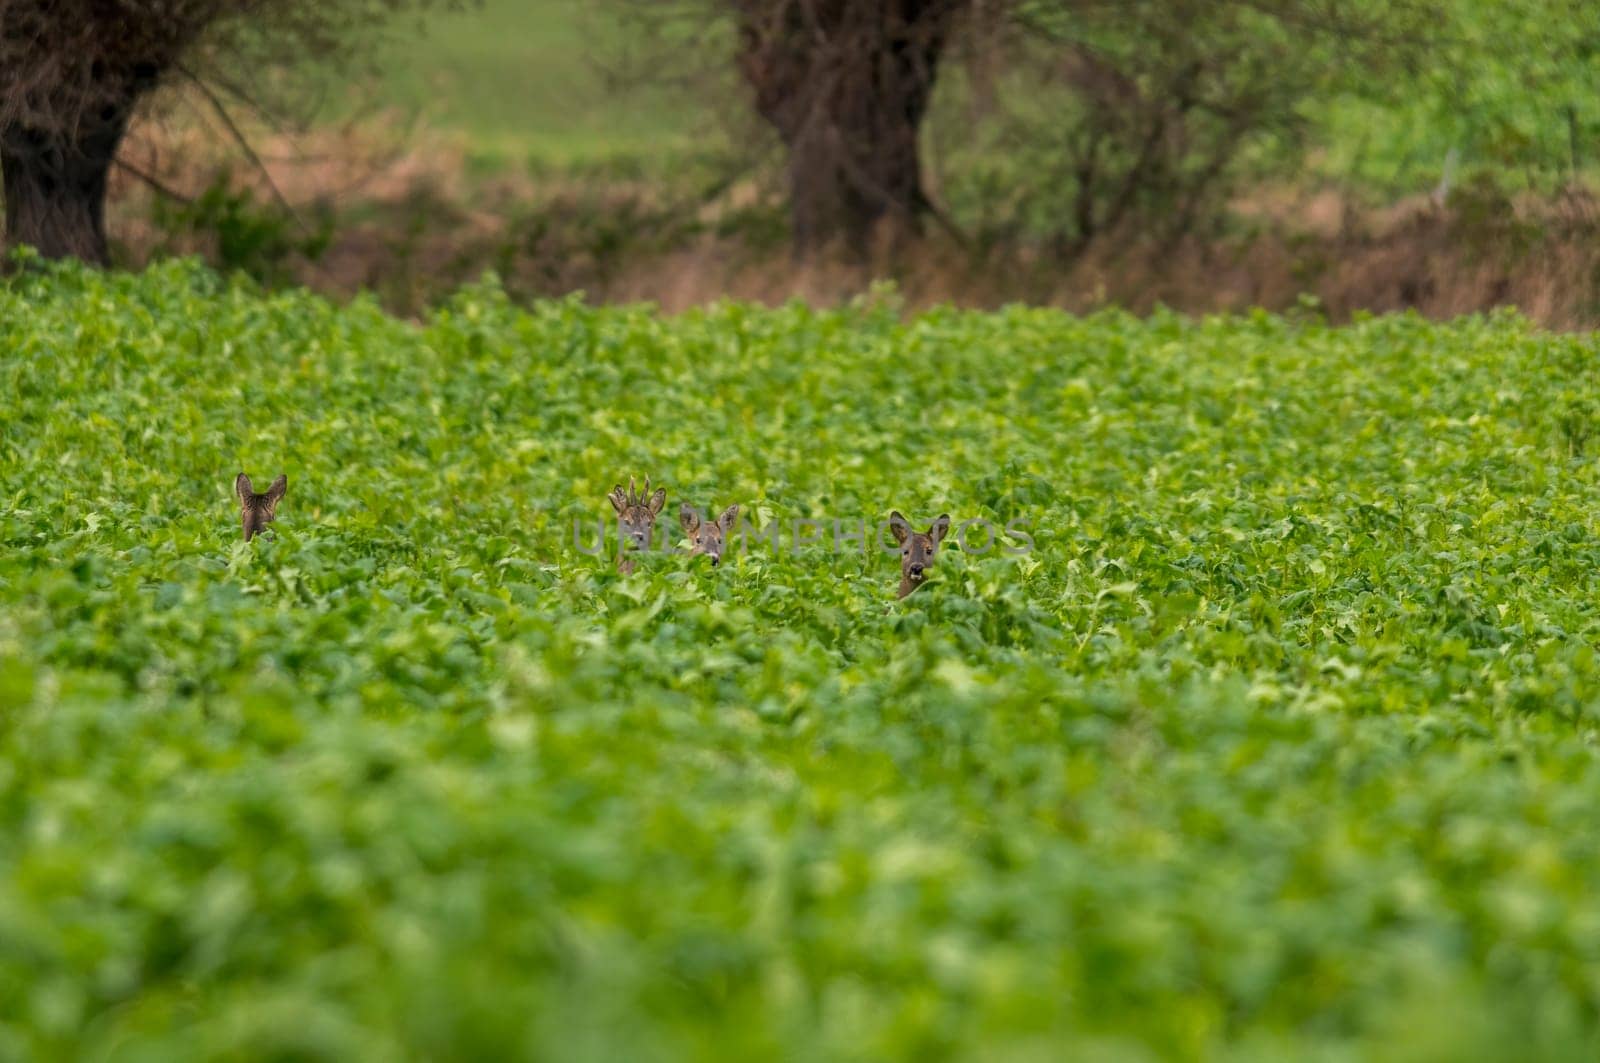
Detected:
left=680, top=503, right=739, bottom=566
left=236, top=472, right=287, bottom=542
left=608, top=477, right=666, bottom=574
left=890, top=511, right=950, bottom=599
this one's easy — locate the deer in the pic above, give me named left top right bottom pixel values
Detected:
left=608, top=477, right=666, bottom=574
left=679, top=503, right=740, bottom=566
left=235, top=472, right=287, bottom=542
left=890, top=511, right=950, bottom=599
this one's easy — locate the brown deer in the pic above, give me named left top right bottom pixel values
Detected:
left=680, top=503, right=740, bottom=566
left=608, top=477, right=666, bottom=574
left=890, top=511, right=950, bottom=599
left=236, top=472, right=287, bottom=542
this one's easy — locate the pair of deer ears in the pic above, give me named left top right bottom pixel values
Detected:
left=680, top=504, right=740, bottom=533
left=608, top=478, right=665, bottom=516
left=890, top=511, right=951, bottom=545
left=236, top=472, right=287, bottom=505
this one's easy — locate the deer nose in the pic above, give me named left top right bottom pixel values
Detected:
left=909, top=563, right=924, bottom=577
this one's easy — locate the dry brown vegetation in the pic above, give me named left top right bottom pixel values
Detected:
left=105, top=113, right=1600, bottom=329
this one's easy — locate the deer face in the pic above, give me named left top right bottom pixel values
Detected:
left=608, top=477, right=666, bottom=562
left=890, top=511, right=950, bottom=598
left=680, top=503, right=739, bottom=566
left=236, top=472, right=287, bottom=542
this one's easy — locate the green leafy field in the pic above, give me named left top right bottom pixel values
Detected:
left=5, top=259, right=1600, bottom=1059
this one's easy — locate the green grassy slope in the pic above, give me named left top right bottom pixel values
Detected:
left=4, top=260, right=1600, bottom=1057
left=356, top=0, right=698, bottom=164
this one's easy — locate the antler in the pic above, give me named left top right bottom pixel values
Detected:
left=614, top=476, right=660, bottom=511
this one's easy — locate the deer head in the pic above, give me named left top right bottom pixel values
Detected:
left=890, top=511, right=950, bottom=599
left=608, top=476, right=666, bottom=573
left=236, top=472, right=287, bottom=542
left=680, top=503, right=740, bottom=566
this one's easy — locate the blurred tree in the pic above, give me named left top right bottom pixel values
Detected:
left=617, top=0, right=1445, bottom=259
left=1314, top=0, right=1600, bottom=193
left=940, top=0, right=1445, bottom=256
left=0, top=0, right=454, bottom=264
left=732, top=0, right=968, bottom=257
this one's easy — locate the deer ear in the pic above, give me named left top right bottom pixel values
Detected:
left=930, top=514, right=951, bottom=546
left=889, top=511, right=910, bottom=544
left=265, top=475, right=287, bottom=505
left=236, top=472, right=253, bottom=504
left=648, top=487, right=666, bottom=516
left=608, top=485, right=627, bottom=514
left=680, top=503, right=700, bottom=533
left=717, top=504, right=740, bottom=532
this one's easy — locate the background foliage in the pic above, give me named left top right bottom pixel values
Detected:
left=4, top=258, right=1600, bottom=1056
left=1313, top=0, right=1600, bottom=193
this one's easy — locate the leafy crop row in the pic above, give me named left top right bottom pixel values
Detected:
left=3, top=259, right=1600, bottom=1059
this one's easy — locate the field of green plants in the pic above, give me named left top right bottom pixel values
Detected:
left=4, top=258, right=1600, bottom=1059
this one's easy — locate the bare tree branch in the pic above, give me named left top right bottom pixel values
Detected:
left=113, top=156, right=195, bottom=204
left=177, top=63, right=310, bottom=234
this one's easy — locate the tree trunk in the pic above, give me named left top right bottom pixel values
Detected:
left=738, top=0, right=960, bottom=258
left=2, top=104, right=135, bottom=266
